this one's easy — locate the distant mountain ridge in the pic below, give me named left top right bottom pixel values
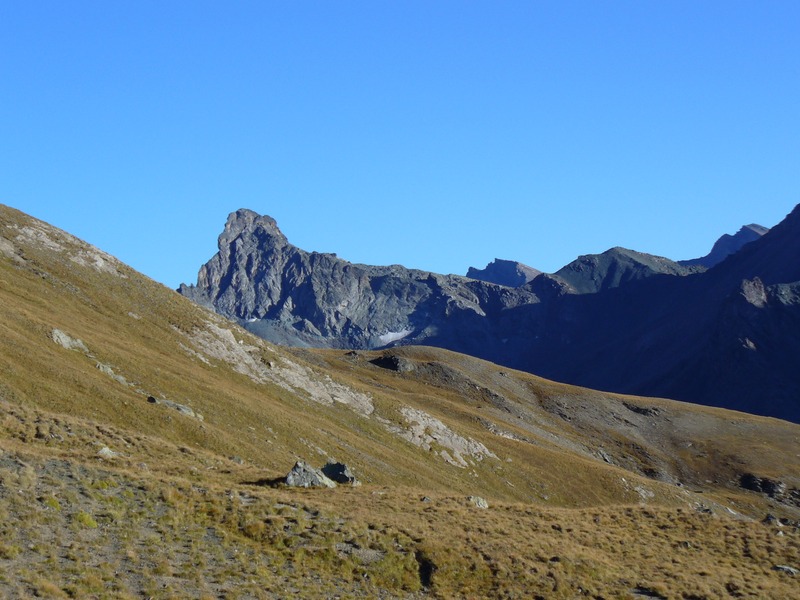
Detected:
left=180, top=207, right=799, bottom=422
left=466, top=223, right=768, bottom=289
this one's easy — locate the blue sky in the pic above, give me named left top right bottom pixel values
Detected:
left=2, top=2, right=799, bottom=287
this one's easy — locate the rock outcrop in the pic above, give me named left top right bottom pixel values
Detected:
left=321, top=462, right=360, bottom=486
left=284, top=461, right=361, bottom=488
left=51, top=329, right=89, bottom=353
left=284, top=461, right=337, bottom=488
left=740, top=473, right=786, bottom=498
left=467, top=495, right=489, bottom=509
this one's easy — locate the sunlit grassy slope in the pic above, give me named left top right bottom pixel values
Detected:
left=0, top=204, right=798, bottom=598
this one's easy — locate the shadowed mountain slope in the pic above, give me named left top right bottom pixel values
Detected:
left=527, top=205, right=800, bottom=422
left=549, top=246, right=702, bottom=294
left=1, top=203, right=799, bottom=597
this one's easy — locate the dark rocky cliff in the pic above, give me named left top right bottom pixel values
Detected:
left=179, top=209, right=539, bottom=351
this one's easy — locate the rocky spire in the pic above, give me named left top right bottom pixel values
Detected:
left=219, top=209, right=288, bottom=250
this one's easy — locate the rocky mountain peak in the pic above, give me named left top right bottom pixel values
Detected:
left=551, top=246, right=698, bottom=294
left=180, top=209, right=540, bottom=350
left=220, top=208, right=288, bottom=249
left=466, top=258, right=541, bottom=287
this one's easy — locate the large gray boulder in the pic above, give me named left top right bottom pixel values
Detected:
left=285, top=461, right=337, bottom=488
left=321, top=461, right=360, bottom=486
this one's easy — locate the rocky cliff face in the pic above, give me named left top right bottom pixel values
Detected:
left=179, top=209, right=539, bottom=350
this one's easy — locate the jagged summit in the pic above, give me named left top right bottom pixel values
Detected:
left=221, top=208, right=288, bottom=247
left=466, top=258, right=541, bottom=287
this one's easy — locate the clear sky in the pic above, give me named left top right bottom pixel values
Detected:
left=2, top=1, right=799, bottom=288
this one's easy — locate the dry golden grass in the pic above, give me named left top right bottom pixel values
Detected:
left=0, top=412, right=797, bottom=599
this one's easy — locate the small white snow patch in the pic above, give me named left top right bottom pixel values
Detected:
left=378, top=329, right=413, bottom=345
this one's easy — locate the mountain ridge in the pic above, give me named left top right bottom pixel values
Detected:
left=180, top=205, right=799, bottom=422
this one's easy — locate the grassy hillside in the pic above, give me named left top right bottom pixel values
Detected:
left=0, top=204, right=798, bottom=598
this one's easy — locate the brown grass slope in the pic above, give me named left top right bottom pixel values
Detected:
left=0, top=203, right=798, bottom=599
